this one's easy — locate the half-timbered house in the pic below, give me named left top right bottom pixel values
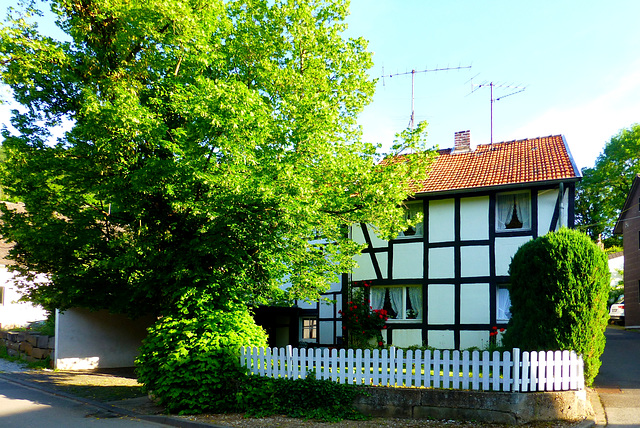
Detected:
left=349, top=131, right=581, bottom=349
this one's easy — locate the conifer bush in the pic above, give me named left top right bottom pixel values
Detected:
left=502, top=228, right=609, bottom=386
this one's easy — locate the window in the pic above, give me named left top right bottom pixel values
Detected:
left=370, top=286, right=422, bottom=321
left=497, top=287, right=512, bottom=322
left=398, top=203, right=423, bottom=238
left=300, top=318, right=317, bottom=341
left=496, top=191, right=531, bottom=231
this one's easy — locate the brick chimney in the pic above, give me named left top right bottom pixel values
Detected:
left=452, top=130, right=471, bottom=154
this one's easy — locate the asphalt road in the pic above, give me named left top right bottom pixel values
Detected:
left=0, top=377, right=168, bottom=428
left=593, top=326, right=640, bottom=427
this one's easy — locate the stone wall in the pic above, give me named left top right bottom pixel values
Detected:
left=1, top=330, right=54, bottom=365
left=354, top=386, right=591, bottom=424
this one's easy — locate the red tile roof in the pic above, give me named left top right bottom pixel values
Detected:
left=412, top=135, right=580, bottom=194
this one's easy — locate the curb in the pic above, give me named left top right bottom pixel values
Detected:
left=0, top=372, right=229, bottom=428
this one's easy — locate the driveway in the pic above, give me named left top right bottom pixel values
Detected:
left=593, top=326, right=640, bottom=427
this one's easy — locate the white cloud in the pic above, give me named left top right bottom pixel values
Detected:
left=514, top=65, right=640, bottom=170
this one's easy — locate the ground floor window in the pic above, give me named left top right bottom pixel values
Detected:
left=497, top=286, right=512, bottom=322
left=370, top=286, right=422, bottom=321
left=300, top=317, right=317, bottom=341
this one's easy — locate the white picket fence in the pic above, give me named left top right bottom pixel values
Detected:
left=240, top=346, right=584, bottom=392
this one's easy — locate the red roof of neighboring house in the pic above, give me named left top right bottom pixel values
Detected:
left=412, top=135, right=580, bottom=194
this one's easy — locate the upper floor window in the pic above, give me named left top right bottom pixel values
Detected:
left=496, top=191, right=531, bottom=231
left=398, top=202, right=423, bottom=238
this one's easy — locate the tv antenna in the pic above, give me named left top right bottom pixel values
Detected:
left=469, top=77, right=526, bottom=144
left=381, top=64, right=471, bottom=129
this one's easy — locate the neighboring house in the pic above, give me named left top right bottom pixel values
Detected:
left=613, top=174, right=640, bottom=328
left=350, top=131, right=580, bottom=350
left=0, top=202, right=48, bottom=329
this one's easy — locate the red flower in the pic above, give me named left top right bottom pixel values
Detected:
left=378, top=341, right=383, bottom=347
left=500, top=328, right=505, bottom=332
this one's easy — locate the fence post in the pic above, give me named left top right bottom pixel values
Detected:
left=512, top=348, right=521, bottom=392
left=286, top=345, right=293, bottom=378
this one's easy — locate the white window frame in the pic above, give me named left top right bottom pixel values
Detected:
left=495, top=191, right=531, bottom=232
left=300, top=317, right=317, bottom=342
left=370, top=285, right=422, bottom=322
left=398, top=202, right=423, bottom=238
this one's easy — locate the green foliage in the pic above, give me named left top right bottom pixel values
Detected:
left=0, top=0, right=434, bottom=318
left=241, top=374, right=366, bottom=422
left=576, top=124, right=640, bottom=246
left=135, top=295, right=268, bottom=414
left=340, top=282, right=388, bottom=349
left=502, top=228, right=610, bottom=386
left=1, top=0, right=434, bottom=407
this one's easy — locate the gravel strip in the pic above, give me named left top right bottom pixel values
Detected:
left=0, top=358, right=29, bottom=373
left=176, top=413, right=583, bottom=428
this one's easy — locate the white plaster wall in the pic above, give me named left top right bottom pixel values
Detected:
left=351, top=224, right=367, bottom=245
left=537, top=188, right=558, bottom=235
left=428, top=330, right=454, bottom=349
left=319, top=321, right=334, bottom=345
left=460, top=283, right=490, bottom=324
left=0, top=268, right=48, bottom=328
left=494, top=236, right=531, bottom=276
left=460, top=245, right=490, bottom=278
left=375, top=253, right=388, bottom=279
left=561, top=189, right=570, bottom=229
left=428, top=199, right=455, bottom=243
left=460, top=330, right=490, bottom=350
left=392, top=242, right=423, bottom=279
left=428, top=284, right=455, bottom=324
left=319, top=299, right=334, bottom=318
left=391, top=329, right=422, bottom=347
left=297, top=299, right=315, bottom=310
left=353, top=253, right=376, bottom=281
left=352, top=224, right=388, bottom=248
left=460, top=196, right=490, bottom=241
left=55, top=308, right=155, bottom=370
left=428, top=247, right=454, bottom=279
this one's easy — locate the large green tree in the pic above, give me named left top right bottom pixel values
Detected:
left=0, top=0, right=431, bottom=318
left=576, top=124, right=640, bottom=247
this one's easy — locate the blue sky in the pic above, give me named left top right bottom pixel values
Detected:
left=2, top=1, right=639, bottom=170
left=345, top=0, right=640, bottom=170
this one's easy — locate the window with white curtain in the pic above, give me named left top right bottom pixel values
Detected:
left=496, top=191, right=531, bottom=231
left=496, top=287, right=512, bottom=321
left=398, top=202, right=423, bottom=237
left=370, top=286, right=422, bottom=321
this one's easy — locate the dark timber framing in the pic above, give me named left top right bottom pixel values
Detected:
left=354, top=182, right=577, bottom=349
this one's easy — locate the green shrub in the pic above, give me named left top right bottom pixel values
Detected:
left=240, top=374, right=366, bottom=421
left=502, top=228, right=609, bottom=386
left=135, top=303, right=267, bottom=414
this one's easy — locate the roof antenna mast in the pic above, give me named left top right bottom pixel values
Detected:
left=469, top=78, right=526, bottom=144
left=382, top=64, right=472, bottom=129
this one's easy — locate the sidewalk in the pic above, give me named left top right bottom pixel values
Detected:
left=0, top=362, right=596, bottom=428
